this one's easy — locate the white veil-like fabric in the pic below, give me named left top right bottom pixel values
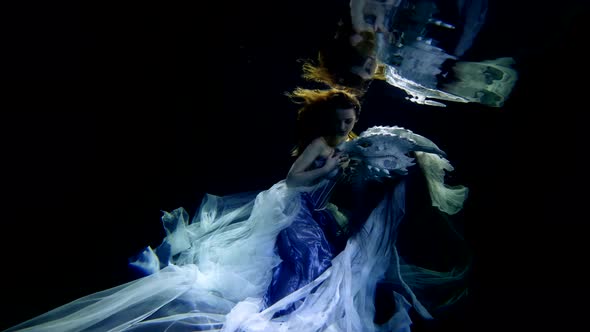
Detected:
left=5, top=182, right=301, bottom=332
left=5, top=147, right=468, bottom=332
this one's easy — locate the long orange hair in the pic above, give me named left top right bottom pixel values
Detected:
left=286, top=87, right=361, bottom=156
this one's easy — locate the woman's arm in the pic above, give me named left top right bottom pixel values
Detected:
left=286, top=138, right=341, bottom=188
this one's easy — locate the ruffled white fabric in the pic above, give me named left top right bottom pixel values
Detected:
left=415, top=151, right=469, bottom=215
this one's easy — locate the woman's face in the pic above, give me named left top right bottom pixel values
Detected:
left=328, top=108, right=358, bottom=141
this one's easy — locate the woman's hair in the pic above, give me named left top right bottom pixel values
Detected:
left=286, top=87, right=361, bottom=156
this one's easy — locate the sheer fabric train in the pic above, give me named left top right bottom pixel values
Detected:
left=5, top=150, right=468, bottom=332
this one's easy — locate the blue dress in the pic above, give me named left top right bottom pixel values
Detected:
left=261, top=157, right=350, bottom=316
left=262, top=191, right=343, bottom=316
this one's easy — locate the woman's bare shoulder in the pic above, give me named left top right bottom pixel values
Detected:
left=310, top=137, right=336, bottom=158
left=310, top=137, right=327, bottom=147
left=298, top=137, right=330, bottom=160
left=309, top=137, right=331, bottom=153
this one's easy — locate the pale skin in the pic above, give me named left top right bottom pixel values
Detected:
left=286, top=108, right=358, bottom=188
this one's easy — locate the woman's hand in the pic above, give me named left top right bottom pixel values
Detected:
left=286, top=139, right=350, bottom=187
left=324, top=151, right=350, bottom=178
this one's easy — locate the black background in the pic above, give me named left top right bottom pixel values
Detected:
left=1, top=0, right=588, bottom=331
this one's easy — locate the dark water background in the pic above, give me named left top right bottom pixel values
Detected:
left=1, top=0, right=588, bottom=331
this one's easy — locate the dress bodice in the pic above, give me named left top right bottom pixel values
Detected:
left=311, top=156, right=327, bottom=169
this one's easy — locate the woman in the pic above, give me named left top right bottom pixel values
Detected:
left=261, top=88, right=363, bottom=316
left=4, top=88, right=469, bottom=332
left=234, top=88, right=470, bottom=332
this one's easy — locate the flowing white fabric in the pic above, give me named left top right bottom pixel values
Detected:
left=415, top=151, right=469, bottom=216
left=5, top=157, right=468, bottom=332
left=5, top=182, right=300, bottom=332
left=224, top=182, right=415, bottom=332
